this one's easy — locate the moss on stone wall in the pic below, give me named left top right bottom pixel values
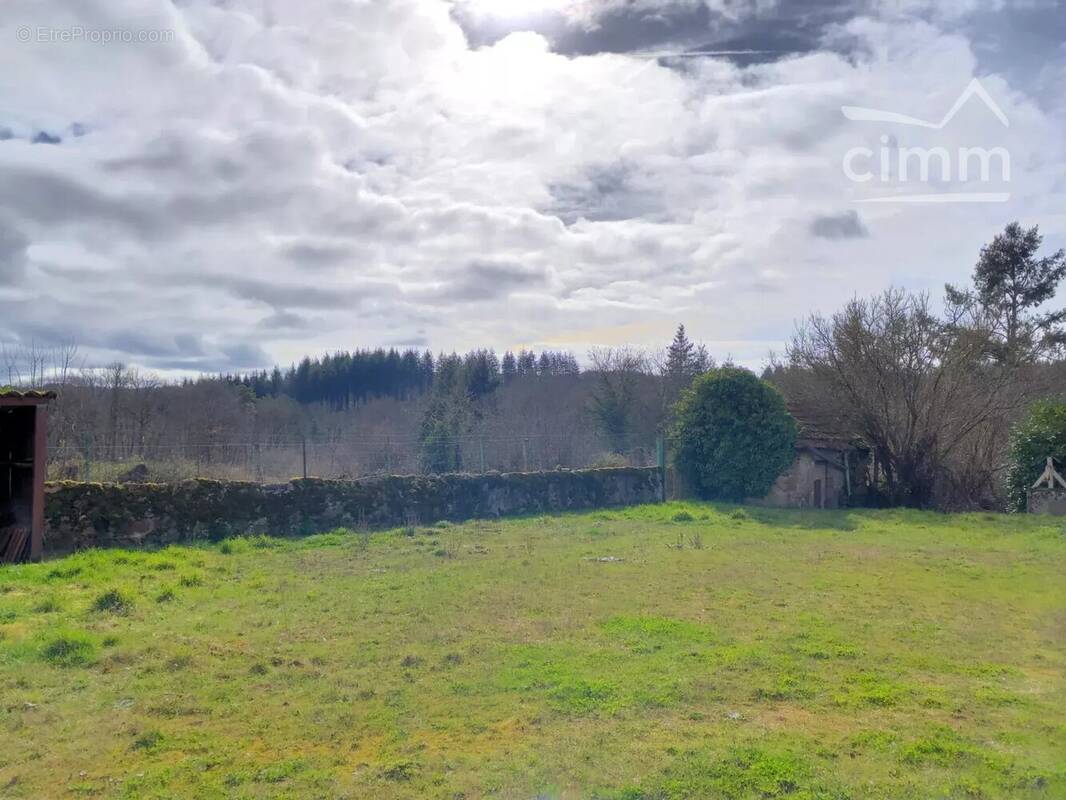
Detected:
left=43, top=468, right=662, bottom=554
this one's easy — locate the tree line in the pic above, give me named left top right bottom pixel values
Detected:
left=8, top=220, right=1066, bottom=510
left=220, top=348, right=581, bottom=410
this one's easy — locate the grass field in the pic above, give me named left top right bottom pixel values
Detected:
left=0, top=503, right=1064, bottom=799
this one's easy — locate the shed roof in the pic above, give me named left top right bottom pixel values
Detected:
left=0, top=387, right=58, bottom=401
left=787, top=400, right=864, bottom=451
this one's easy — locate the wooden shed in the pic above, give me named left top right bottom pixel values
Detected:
left=0, top=389, right=56, bottom=563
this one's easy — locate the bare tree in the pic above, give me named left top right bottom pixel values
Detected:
left=787, top=289, right=1023, bottom=508
left=587, top=347, right=648, bottom=454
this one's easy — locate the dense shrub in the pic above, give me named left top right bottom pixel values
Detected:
left=671, top=367, right=797, bottom=501
left=1006, top=400, right=1066, bottom=511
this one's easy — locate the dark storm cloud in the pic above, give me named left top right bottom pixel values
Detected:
left=456, top=0, right=1066, bottom=77
left=454, top=0, right=871, bottom=62
left=139, top=346, right=271, bottom=373
left=161, top=273, right=401, bottom=311
left=386, top=332, right=431, bottom=348
left=281, top=239, right=358, bottom=268
left=103, top=329, right=194, bottom=358
left=221, top=342, right=272, bottom=369
left=0, top=164, right=167, bottom=238
left=548, top=163, right=665, bottom=224
left=257, top=310, right=310, bottom=331
left=810, top=210, right=868, bottom=240
left=0, top=216, right=30, bottom=285
left=438, top=261, right=547, bottom=301
left=32, top=131, right=62, bottom=145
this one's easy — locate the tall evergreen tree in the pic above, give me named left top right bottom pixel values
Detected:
left=666, top=324, right=696, bottom=379
left=501, top=351, right=517, bottom=381
left=947, top=222, right=1066, bottom=363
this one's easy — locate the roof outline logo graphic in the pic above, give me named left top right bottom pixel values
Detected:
left=841, top=78, right=1009, bottom=130
left=839, top=78, right=1011, bottom=204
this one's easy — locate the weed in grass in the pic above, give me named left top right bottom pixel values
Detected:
left=92, top=589, right=134, bottom=615
left=671, top=510, right=694, bottom=523
left=131, top=729, right=164, bottom=751
left=33, top=596, right=62, bottom=613
left=156, top=587, right=176, bottom=603
left=178, top=573, right=203, bottom=587
left=900, top=728, right=972, bottom=767
left=47, top=565, right=82, bottom=580
left=975, top=686, right=1023, bottom=706
left=834, top=672, right=910, bottom=708
left=380, top=760, right=418, bottom=781
left=549, top=680, right=617, bottom=714
left=627, top=746, right=819, bottom=799
left=752, top=673, right=814, bottom=702
left=40, top=631, right=96, bottom=667
left=166, top=652, right=194, bottom=671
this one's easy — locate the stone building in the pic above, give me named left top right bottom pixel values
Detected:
left=753, top=403, right=868, bottom=509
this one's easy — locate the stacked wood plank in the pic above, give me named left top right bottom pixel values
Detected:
left=0, top=526, right=29, bottom=564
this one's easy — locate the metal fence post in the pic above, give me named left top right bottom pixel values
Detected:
left=302, top=437, right=308, bottom=479
left=656, top=435, right=666, bottom=503
left=81, top=432, right=93, bottom=483
left=479, top=437, right=486, bottom=473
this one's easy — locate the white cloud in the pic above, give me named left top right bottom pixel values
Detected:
left=0, top=0, right=1064, bottom=373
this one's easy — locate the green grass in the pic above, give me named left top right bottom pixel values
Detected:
left=0, top=503, right=1064, bottom=798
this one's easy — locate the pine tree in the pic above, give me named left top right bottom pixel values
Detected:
left=947, top=222, right=1066, bottom=363
left=537, top=351, right=552, bottom=375
left=501, top=351, right=517, bottom=381
left=666, top=324, right=696, bottom=379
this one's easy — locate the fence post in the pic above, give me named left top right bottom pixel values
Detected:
left=81, top=432, right=93, bottom=482
left=302, top=437, right=308, bottom=480
left=656, top=435, right=666, bottom=503
left=522, top=438, right=529, bottom=472
left=479, top=437, right=486, bottom=474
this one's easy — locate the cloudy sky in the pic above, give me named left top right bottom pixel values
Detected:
left=2, top=0, right=1065, bottom=375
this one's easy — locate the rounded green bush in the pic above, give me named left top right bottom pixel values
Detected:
left=671, top=367, right=797, bottom=501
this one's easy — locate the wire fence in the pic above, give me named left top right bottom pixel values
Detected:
left=47, top=432, right=659, bottom=484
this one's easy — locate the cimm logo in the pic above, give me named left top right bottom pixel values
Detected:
left=841, top=79, right=1011, bottom=203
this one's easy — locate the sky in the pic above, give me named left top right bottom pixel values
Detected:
left=1, top=0, right=1065, bottom=375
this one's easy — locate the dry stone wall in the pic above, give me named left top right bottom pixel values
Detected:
left=43, top=468, right=662, bottom=554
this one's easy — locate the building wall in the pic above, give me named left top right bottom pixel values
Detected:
left=1027, top=488, right=1066, bottom=514
left=753, top=451, right=845, bottom=509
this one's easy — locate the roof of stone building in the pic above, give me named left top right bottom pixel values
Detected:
left=0, top=387, right=58, bottom=400
left=787, top=400, right=864, bottom=451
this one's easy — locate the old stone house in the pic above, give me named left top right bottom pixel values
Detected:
left=754, top=403, right=869, bottom=509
